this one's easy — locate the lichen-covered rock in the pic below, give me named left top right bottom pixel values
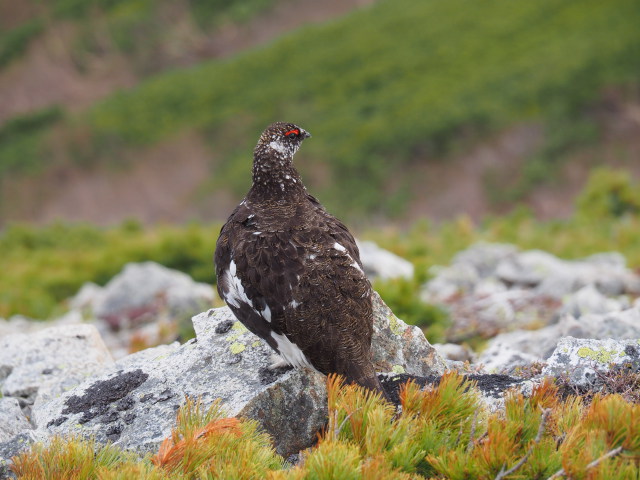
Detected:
left=0, top=324, right=113, bottom=417
left=356, top=240, right=414, bottom=280
left=380, top=373, right=534, bottom=412
left=370, top=292, right=446, bottom=376
left=542, top=337, right=640, bottom=386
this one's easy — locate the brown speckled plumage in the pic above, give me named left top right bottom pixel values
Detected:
left=214, top=122, right=385, bottom=397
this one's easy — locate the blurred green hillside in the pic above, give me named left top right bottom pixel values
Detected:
left=0, top=0, right=638, bottom=223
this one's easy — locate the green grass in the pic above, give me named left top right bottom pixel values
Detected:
left=0, top=220, right=220, bottom=319
left=2, top=0, right=637, bottom=215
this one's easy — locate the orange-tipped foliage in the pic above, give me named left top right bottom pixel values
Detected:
left=400, top=371, right=479, bottom=429
left=326, top=373, right=345, bottom=408
left=152, top=417, right=242, bottom=469
left=529, top=377, right=560, bottom=411
left=323, top=374, right=392, bottom=448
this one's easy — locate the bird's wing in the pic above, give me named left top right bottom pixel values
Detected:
left=214, top=203, right=282, bottom=351
left=305, top=193, right=364, bottom=270
left=271, top=198, right=374, bottom=377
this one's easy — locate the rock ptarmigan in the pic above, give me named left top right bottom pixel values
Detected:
left=214, top=122, right=386, bottom=398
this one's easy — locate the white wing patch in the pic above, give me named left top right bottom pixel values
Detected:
left=222, top=259, right=252, bottom=309
left=271, top=332, right=317, bottom=371
left=350, top=262, right=364, bottom=274
left=261, top=304, right=272, bottom=322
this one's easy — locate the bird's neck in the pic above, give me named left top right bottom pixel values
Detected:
left=250, top=151, right=306, bottom=200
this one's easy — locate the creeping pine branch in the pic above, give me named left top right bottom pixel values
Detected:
left=494, top=408, right=551, bottom=480
left=546, top=446, right=624, bottom=480
left=466, top=409, right=479, bottom=453
left=333, top=408, right=363, bottom=440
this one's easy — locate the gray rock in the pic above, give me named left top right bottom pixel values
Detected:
left=0, top=399, right=31, bottom=443
left=32, top=294, right=442, bottom=458
left=561, top=284, right=625, bottom=317
left=92, top=262, right=215, bottom=328
left=422, top=263, right=480, bottom=303
left=0, top=324, right=113, bottom=417
left=356, top=241, right=414, bottom=280
left=433, top=343, right=475, bottom=363
left=370, top=292, right=446, bottom=376
left=422, top=243, right=640, bottom=341
left=479, top=307, right=640, bottom=372
left=68, top=282, right=105, bottom=312
left=0, top=430, right=49, bottom=480
left=452, top=242, right=519, bottom=278
left=0, top=433, right=31, bottom=480
left=542, top=337, right=640, bottom=387
left=478, top=341, right=541, bottom=373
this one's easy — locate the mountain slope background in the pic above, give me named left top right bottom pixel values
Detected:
left=0, top=0, right=638, bottom=227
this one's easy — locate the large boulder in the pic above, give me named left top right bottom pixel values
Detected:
left=23, top=293, right=443, bottom=460
left=0, top=324, right=114, bottom=418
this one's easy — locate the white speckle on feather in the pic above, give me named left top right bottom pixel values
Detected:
left=253, top=232, right=262, bottom=235
left=333, top=243, right=346, bottom=252
left=290, top=299, right=301, bottom=309
left=351, top=262, right=364, bottom=274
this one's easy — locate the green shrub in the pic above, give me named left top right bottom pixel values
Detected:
left=576, top=167, right=640, bottom=219
left=11, top=375, right=640, bottom=479
left=0, top=107, right=63, bottom=178
left=0, top=20, right=44, bottom=68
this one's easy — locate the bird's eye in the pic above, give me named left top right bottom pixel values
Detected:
left=284, top=129, right=299, bottom=139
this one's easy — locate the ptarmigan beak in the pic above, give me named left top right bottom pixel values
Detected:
left=302, top=129, right=311, bottom=139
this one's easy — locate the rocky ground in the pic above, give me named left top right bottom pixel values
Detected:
left=1, top=242, right=640, bottom=478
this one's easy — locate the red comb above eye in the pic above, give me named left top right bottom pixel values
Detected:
left=284, top=129, right=300, bottom=136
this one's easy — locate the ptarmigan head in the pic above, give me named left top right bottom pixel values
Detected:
left=251, top=122, right=311, bottom=195
left=254, top=122, right=311, bottom=161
